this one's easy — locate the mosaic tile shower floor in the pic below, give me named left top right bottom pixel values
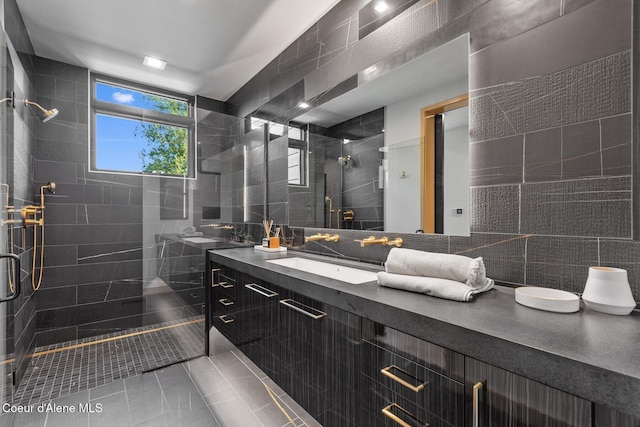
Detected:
left=12, top=315, right=204, bottom=407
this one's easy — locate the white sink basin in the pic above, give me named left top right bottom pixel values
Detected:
left=515, top=286, right=580, bottom=313
left=266, top=257, right=378, bottom=284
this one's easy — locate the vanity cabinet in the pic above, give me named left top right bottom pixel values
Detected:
left=207, top=263, right=239, bottom=343
left=465, top=358, right=592, bottom=427
left=206, top=251, right=640, bottom=427
left=275, top=286, right=361, bottom=426
left=360, top=319, right=465, bottom=427
left=206, top=262, right=360, bottom=426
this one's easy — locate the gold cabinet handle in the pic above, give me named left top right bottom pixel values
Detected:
left=211, top=268, right=220, bottom=287
left=381, top=365, right=427, bottom=392
left=218, top=298, right=234, bottom=306
left=279, top=299, right=327, bottom=320
left=381, top=403, right=428, bottom=427
left=216, top=281, right=234, bottom=289
left=211, top=268, right=233, bottom=288
left=245, top=283, right=278, bottom=298
left=218, top=315, right=234, bottom=324
left=473, top=382, right=484, bottom=427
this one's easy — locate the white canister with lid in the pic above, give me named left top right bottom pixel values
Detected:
left=582, top=267, right=636, bottom=315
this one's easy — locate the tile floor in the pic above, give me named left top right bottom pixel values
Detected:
left=0, top=331, right=319, bottom=426
left=12, top=316, right=205, bottom=407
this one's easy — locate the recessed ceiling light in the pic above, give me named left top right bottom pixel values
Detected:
left=143, top=56, right=167, bottom=70
left=374, top=2, right=389, bottom=13
left=299, top=102, right=310, bottom=109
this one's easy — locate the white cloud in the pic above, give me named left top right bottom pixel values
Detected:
left=112, top=92, right=135, bottom=104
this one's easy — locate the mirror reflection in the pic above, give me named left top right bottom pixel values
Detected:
left=289, top=33, right=470, bottom=236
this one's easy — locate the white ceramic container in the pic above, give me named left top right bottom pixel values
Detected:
left=582, top=267, right=636, bottom=315
left=514, top=287, right=580, bottom=313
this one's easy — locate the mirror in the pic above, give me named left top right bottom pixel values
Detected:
left=288, top=34, right=470, bottom=236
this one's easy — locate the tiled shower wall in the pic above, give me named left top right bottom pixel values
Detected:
left=3, top=0, right=38, bottom=389
left=29, top=63, right=240, bottom=347
left=227, top=0, right=640, bottom=300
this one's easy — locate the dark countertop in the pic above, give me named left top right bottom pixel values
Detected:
left=157, top=234, right=254, bottom=250
left=207, top=247, right=640, bottom=418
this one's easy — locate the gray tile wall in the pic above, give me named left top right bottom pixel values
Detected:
left=4, top=0, right=38, bottom=390
left=228, top=0, right=640, bottom=302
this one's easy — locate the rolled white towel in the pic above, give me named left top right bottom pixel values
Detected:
left=385, top=248, right=490, bottom=289
left=377, top=271, right=494, bottom=302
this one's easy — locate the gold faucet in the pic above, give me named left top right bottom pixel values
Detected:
left=360, top=236, right=388, bottom=247
left=359, top=236, right=403, bottom=247
left=325, top=234, right=340, bottom=242
left=305, top=233, right=330, bottom=242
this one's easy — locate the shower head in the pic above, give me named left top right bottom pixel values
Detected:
left=338, top=155, right=352, bottom=167
left=325, top=196, right=331, bottom=203
left=24, top=99, right=59, bottom=122
left=44, top=182, right=56, bottom=194
left=41, top=108, right=59, bottom=122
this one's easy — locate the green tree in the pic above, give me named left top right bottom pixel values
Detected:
left=135, top=95, right=188, bottom=175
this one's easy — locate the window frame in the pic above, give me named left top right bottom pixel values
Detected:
left=89, top=73, right=196, bottom=178
left=287, top=138, right=308, bottom=186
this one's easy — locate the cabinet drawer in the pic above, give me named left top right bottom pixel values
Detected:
left=363, top=342, right=464, bottom=426
left=362, top=319, right=464, bottom=382
left=210, top=266, right=237, bottom=293
left=361, top=375, right=451, bottom=427
left=210, top=311, right=236, bottom=341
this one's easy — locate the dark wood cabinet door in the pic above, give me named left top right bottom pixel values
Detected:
left=275, top=288, right=360, bottom=427
left=235, top=276, right=280, bottom=381
left=594, top=404, right=640, bottom=427
left=465, top=358, right=591, bottom=427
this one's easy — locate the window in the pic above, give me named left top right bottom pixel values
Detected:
left=90, top=74, right=195, bottom=177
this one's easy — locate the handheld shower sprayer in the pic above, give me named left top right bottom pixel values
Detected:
left=21, top=181, right=56, bottom=291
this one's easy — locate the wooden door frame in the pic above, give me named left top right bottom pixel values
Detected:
left=420, top=94, right=468, bottom=233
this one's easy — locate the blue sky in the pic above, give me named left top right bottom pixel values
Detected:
left=95, top=83, right=149, bottom=171
left=95, top=83, right=188, bottom=172
left=95, top=114, right=147, bottom=172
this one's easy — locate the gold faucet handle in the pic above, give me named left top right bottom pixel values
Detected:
left=325, top=234, right=339, bottom=242
left=384, top=237, right=403, bottom=247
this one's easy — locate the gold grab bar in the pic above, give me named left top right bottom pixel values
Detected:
left=245, top=283, right=278, bottom=298
left=381, top=403, right=428, bottom=427
left=279, top=299, right=327, bottom=320
left=381, top=365, right=427, bottom=392
left=218, top=315, right=234, bottom=324
left=473, top=382, right=484, bottom=427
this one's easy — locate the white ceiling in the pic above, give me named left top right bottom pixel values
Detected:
left=15, top=0, right=341, bottom=101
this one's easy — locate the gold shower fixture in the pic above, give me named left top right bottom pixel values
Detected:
left=24, top=99, right=59, bottom=122
left=0, top=92, right=60, bottom=122
left=21, top=182, right=56, bottom=291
